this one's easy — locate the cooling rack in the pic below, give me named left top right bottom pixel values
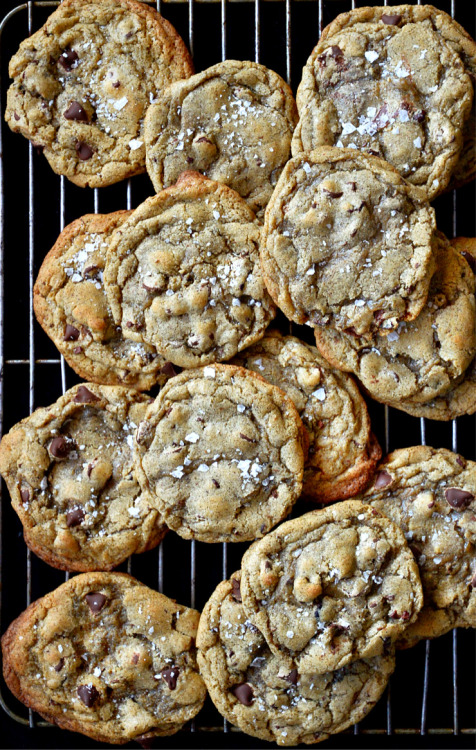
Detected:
left=0, top=1, right=475, bottom=748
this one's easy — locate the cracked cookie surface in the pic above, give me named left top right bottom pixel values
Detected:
left=292, top=4, right=475, bottom=199
left=260, top=148, right=436, bottom=336
left=0, top=384, right=167, bottom=571
left=34, top=212, right=172, bottom=391
left=232, top=331, right=381, bottom=502
left=358, top=446, right=476, bottom=647
left=144, top=60, right=298, bottom=220
left=104, top=172, right=275, bottom=368
left=240, top=500, right=423, bottom=674
left=133, top=364, right=307, bottom=543
left=5, top=0, right=193, bottom=187
left=197, top=572, right=395, bottom=746
left=314, top=233, right=476, bottom=406
left=1, top=572, right=206, bottom=744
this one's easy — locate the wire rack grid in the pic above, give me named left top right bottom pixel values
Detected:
left=0, top=0, right=475, bottom=747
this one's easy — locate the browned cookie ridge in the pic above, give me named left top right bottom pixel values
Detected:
left=5, top=0, right=193, bottom=187
left=1, top=573, right=206, bottom=744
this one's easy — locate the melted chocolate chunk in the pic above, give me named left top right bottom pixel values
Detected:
left=374, top=470, right=392, bottom=489
left=85, top=592, right=107, bottom=613
left=161, top=667, right=179, bottom=690
left=445, top=488, right=474, bottom=510
left=49, top=436, right=71, bottom=459
left=330, top=45, right=344, bottom=59
left=74, top=386, right=100, bottom=404
left=66, top=506, right=85, bottom=527
left=64, top=101, right=89, bottom=122
left=382, top=14, right=402, bottom=25
left=231, top=578, right=242, bottom=603
left=63, top=324, right=80, bottom=341
left=285, top=669, right=298, bottom=685
left=159, top=362, right=178, bottom=378
left=59, top=48, right=79, bottom=71
left=75, top=141, right=94, bottom=161
left=77, top=684, right=99, bottom=707
left=231, top=683, right=254, bottom=705
left=20, top=487, right=30, bottom=504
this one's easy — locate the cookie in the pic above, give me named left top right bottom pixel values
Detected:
left=133, top=364, right=307, bottom=543
left=197, top=572, right=395, bottom=746
left=358, top=447, right=476, bottom=647
left=0, top=383, right=167, bottom=571
left=240, top=500, right=423, bottom=674
left=231, top=331, right=381, bottom=503
left=34, top=212, right=174, bottom=391
left=292, top=5, right=475, bottom=200
left=313, top=233, right=476, bottom=407
left=1, top=572, right=206, bottom=744
left=5, top=0, right=193, bottom=187
left=260, top=147, right=436, bottom=336
left=144, top=60, right=298, bottom=220
left=104, top=171, right=275, bottom=368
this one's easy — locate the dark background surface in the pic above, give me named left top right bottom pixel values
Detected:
left=0, top=1, right=475, bottom=749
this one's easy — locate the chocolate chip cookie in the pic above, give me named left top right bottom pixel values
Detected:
left=232, top=331, right=381, bottom=503
left=133, top=364, right=307, bottom=543
left=313, top=233, right=476, bottom=407
left=34, top=212, right=174, bottom=390
left=144, top=60, right=298, bottom=220
left=1, top=572, right=206, bottom=744
left=260, top=147, right=436, bottom=336
left=197, top=572, right=395, bottom=746
left=104, top=171, right=275, bottom=368
left=0, top=383, right=167, bottom=571
left=240, top=500, right=423, bottom=674
left=358, top=447, right=476, bottom=648
left=292, top=5, right=475, bottom=200
left=5, top=0, right=193, bottom=187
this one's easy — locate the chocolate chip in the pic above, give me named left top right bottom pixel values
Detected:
left=324, top=190, right=343, bottom=199
left=367, top=149, right=380, bottom=156
left=66, top=506, right=85, bottom=527
left=445, top=488, right=474, bottom=510
left=382, top=14, right=402, bottom=25
left=413, top=110, right=426, bottom=123
left=63, top=324, right=80, bottom=341
left=20, top=487, right=30, bottom=503
left=112, top=81, right=121, bottom=89
left=77, top=684, right=99, bottom=707
left=131, top=653, right=140, bottom=665
left=49, top=436, right=71, bottom=459
left=74, top=386, right=100, bottom=404
left=73, top=346, right=83, bottom=354
left=13, top=112, right=20, bottom=121
left=239, top=433, right=256, bottom=443
left=285, top=669, right=298, bottom=685
left=58, top=48, right=79, bottom=71
left=374, top=470, right=392, bottom=489
left=330, top=45, right=343, bottom=59
left=64, top=101, right=89, bottom=122
left=159, top=362, right=178, bottom=378
left=161, top=667, right=179, bottom=690
left=85, top=593, right=107, bottom=613
left=54, top=658, right=64, bottom=672
left=456, top=456, right=466, bottom=468
left=231, top=578, right=242, bottom=602
left=186, top=157, right=194, bottom=164
left=231, top=683, right=254, bottom=705
left=461, top=251, right=476, bottom=273
left=212, top=478, right=220, bottom=488
left=75, top=141, right=94, bottom=161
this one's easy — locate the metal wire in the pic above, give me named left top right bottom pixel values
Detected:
left=0, top=0, right=474, bottom=742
